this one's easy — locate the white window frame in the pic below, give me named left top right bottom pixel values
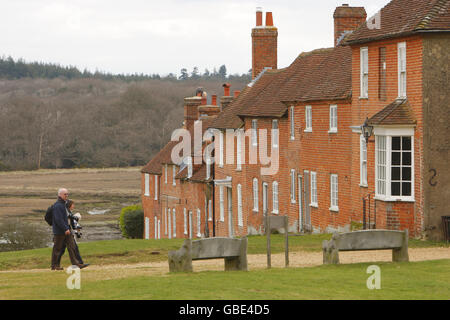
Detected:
left=251, top=119, right=258, bottom=146
left=206, top=158, right=211, bottom=180
left=154, top=216, right=158, bottom=239
left=305, top=106, right=312, bottom=132
left=290, top=169, right=296, bottom=203
left=310, top=171, right=318, bottom=207
left=330, top=174, right=339, bottom=212
left=237, top=184, right=243, bottom=227
left=329, top=104, right=338, bottom=133
left=218, top=130, right=224, bottom=168
left=236, top=129, right=242, bottom=171
left=187, top=157, right=193, bottom=179
left=272, top=119, right=279, bottom=148
left=374, top=127, right=415, bottom=202
left=144, top=173, right=150, bottom=197
left=196, top=208, right=201, bottom=237
left=360, top=135, right=368, bottom=187
left=172, top=208, right=176, bottom=237
left=290, top=106, right=295, bottom=140
left=172, top=165, right=176, bottom=186
left=398, top=42, right=407, bottom=98
left=164, top=164, right=168, bottom=184
left=252, top=178, right=259, bottom=212
left=360, top=47, right=369, bottom=98
left=183, top=208, right=188, bottom=235
left=164, top=207, right=167, bottom=235
left=272, top=181, right=279, bottom=214
left=219, top=186, right=225, bottom=221
left=154, top=175, right=158, bottom=200
left=208, top=199, right=212, bottom=221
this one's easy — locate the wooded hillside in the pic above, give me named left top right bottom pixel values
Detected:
left=0, top=76, right=249, bottom=171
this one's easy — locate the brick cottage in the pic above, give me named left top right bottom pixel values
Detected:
left=141, top=0, right=450, bottom=241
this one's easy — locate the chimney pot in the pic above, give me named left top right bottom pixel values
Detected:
left=265, top=12, right=274, bottom=27
left=234, top=90, right=240, bottom=98
left=223, top=83, right=231, bottom=96
left=212, top=95, right=217, bottom=106
left=256, top=7, right=263, bottom=26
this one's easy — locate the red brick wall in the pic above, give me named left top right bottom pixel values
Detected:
left=350, top=35, right=424, bottom=237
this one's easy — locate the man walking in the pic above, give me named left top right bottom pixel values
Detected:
left=51, top=188, right=88, bottom=270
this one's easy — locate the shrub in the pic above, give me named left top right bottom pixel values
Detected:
left=119, top=205, right=144, bottom=239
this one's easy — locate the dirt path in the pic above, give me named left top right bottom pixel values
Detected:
left=1, top=248, right=449, bottom=280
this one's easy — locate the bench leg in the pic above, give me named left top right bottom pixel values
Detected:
left=392, top=230, right=409, bottom=262
left=168, top=239, right=193, bottom=272
left=323, top=240, right=340, bottom=265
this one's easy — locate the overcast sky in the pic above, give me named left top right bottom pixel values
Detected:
left=1, top=0, right=391, bottom=76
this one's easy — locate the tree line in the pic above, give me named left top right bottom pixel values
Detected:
left=0, top=56, right=251, bottom=82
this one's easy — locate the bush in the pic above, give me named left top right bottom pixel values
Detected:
left=119, top=205, right=144, bottom=239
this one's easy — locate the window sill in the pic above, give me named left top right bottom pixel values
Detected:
left=374, top=196, right=415, bottom=203
left=253, top=209, right=259, bottom=213
left=310, top=203, right=318, bottom=208
left=236, top=168, right=242, bottom=172
left=290, top=137, right=295, bottom=141
left=291, top=200, right=296, bottom=204
left=304, top=129, right=312, bottom=133
left=272, top=210, right=279, bottom=215
left=328, top=130, right=337, bottom=134
left=329, top=206, right=339, bottom=213
left=359, top=97, right=369, bottom=100
left=144, top=193, right=150, bottom=197
left=359, top=184, right=368, bottom=188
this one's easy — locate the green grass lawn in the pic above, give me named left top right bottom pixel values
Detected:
left=1, top=235, right=449, bottom=300
left=1, top=259, right=449, bottom=300
left=0, top=234, right=448, bottom=271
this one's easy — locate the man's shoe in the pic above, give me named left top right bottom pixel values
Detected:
left=51, top=266, right=64, bottom=271
left=77, top=264, right=89, bottom=269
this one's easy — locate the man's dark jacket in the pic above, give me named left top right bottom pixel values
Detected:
left=52, top=198, right=70, bottom=235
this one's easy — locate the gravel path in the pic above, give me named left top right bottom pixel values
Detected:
left=2, top=247, right=449, bottom=280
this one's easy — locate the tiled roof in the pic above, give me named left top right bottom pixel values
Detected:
left=141, top=140, right=178, bottom=175
left=211, top=46, right=352, bottom=128
left=368, top=99, right=417, bottom=125
left=345, top=0, right=450, bottom=45
left=279, top=46, right=352, bottom=103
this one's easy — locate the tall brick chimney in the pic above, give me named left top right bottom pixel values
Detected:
left=251, top=8, right=278, bottom=80
left=334, top=4, right=367, bottom=46
left=184, top=96, right=202, bottom=130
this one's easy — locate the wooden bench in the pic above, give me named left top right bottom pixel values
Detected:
left=168, top=237, right=248, bottom=272
left=322, top=229, right=409, bottom=264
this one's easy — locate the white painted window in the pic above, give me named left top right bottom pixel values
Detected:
left=154, top=175, right=158, bottom=200
left=375, top=129, right=414, bottom=201
left=183, top=208, right=187, bottom=235
left=206, top=158, right=211, bottom=180
left=398, top=42, right=407, bottom=98
left=360, top=135, right=368, bottom=186
left=310, top=171, right=318, bottom=207
left=236, top=129, right=242, bottom=171
left=305, top=106, right=312, bottom=132
left=187, top=157, right=193, bottom=179
left=330, top=174, right=339, bottom=212
left=172, top=208, right=176, bottom=238
left=253, top=178, right=259, bottom=212
left=237, top=184, right=243, bottom=226
left=360, top=47, right=369, bottom=98
left=329, top=105, right=337, bottom=133
left=157, top=219, right=161, bottom=239
left=218, top=131, right=224, bottom=168
left=172, top=165, right=176, bottom=186
left=154, top=216, right=158, bottom=239
left=251, top=119, right=258, bottom=146
left=272, top=119, right=279, bottom=148
left=168, top=208, right=172, bottom=239
left=290, top=169, right=296, bottom=203
left=290, top=106, right=295, bottom=140
left=164, top=164, right=168, bottom=184
left=145, top=217, right=149, bottom=240
left=196, top=208, right=201, bottom=237
left=272, top=181, right=279, bottom=214
left=219, top=186, right=225, bottom=221
left=164, top=207, right=167, bottom=235
left=208, top=199, right=212, bottom=221
left=144, top=174, right=150, bottom=197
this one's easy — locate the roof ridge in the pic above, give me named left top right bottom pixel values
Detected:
left=416, top=0, right=449, bottom=30
left=378, top=98, right=407, bottom=123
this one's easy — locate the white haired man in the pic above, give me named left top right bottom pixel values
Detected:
left=50, top=188, right=88, bottom=270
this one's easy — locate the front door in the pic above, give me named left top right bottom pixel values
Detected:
left=227, top=187, right=234, bottom=237
left=298, top=175, right=304, bottom=233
